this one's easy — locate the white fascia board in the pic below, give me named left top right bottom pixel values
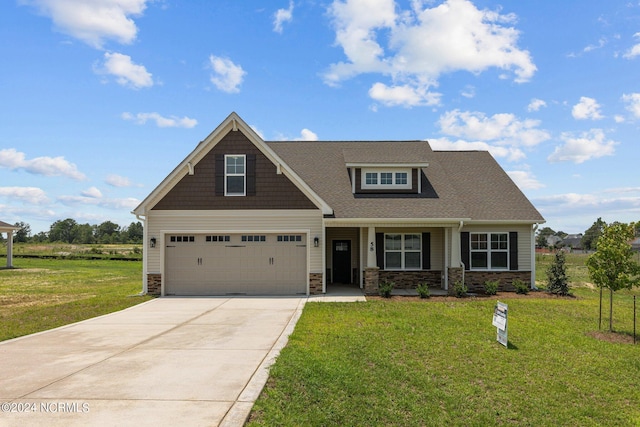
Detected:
left=324, top=218, right=470, bottom=227
left=464, top=219, right=546, bottom=226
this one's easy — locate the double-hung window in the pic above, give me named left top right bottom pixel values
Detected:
left=385, top=233, right=421, bottom=270
left=470, top=233, right=508, bottom=270
left=361, top=169, right=411, bottom=190
left=225, top=155, right=246, bottom=196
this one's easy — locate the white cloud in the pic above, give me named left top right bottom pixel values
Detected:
left=250, top=125, right=266, bottom=140
left=437, top=110, right=551, bottom=148
left=324, top=0, right=536, bottom=107
left=623, top=32, right=640, bottom=59
left=273, top=1, right=294, bottom=33
left=209, top=55, right=246, bottom=93
left=81, top=186, right=103, bottom=198
left=0, top=187, right=49, bottom=204
left=295, top=129, right=319, bottom=141
left=571, top=96, right=603, bottom=120
left=97, top=52, right=153, bottom=89
left=534, top=188, right=640, bottom=225
left=122, top=112, right=197, bottom=128
left=429, top=137, right=526, bottom=162
left=106, top=174, right=133, bottom=187
left=622, top=92, right=640, bottom=118
left=506, top=170, right=544, bottom=190
left=547, top=129, right=617, bottom=164
left=369, top=82, right=441, bottom=107
left=614, top=115, right=625, bottom=123
left=20, top=0, right=149, bottom=49
left=527, top=98, right=546, bottom=112
left=0, top=148, right=86, bottom=180
left=58, top=194, right=140, bottom=210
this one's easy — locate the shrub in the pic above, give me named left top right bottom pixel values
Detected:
left=513, top=279, right=529, bottom=295
left=416, top=283, right=430, bottom=299
left=484, top=280, right=499, bottom=296
left=453, top=280, right=467, bottom=298
left=546, top=250, right=571, bottom=296
left=379, top=281, right=394, bottom=298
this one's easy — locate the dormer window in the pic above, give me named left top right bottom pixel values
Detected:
left=361, top=168, right=412, bottom=190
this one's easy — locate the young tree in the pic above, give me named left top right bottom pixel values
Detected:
left=586, top=222, right=640, bottom=331
left=546, top=250, right=570, bottom=295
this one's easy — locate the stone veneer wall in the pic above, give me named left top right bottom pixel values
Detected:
left=378, top=270, right=442, bottom=289
left=364, top=267, right=380, bottom=295
left=463, top=271, right=531, bottom=293
left=309, top=273, right=323, bottom=295
left=147, top=274, right=161, bottom=296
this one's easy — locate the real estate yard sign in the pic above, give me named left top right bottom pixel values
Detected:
left=492, top=301, right=508, bottom=347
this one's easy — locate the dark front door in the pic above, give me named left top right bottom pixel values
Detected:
left=332, top=240, right=351, bottom=284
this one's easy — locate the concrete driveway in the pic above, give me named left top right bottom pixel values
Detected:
left=0, top=297, right=307, bottom=427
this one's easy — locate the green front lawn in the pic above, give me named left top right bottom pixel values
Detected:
left=249, top=291, right=640, bottom=426
left=0, top=257, right=151, bottom=341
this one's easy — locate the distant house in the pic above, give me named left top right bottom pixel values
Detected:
left=561, top=233, right=584, bottom=252
left=631, top=237, right=640, bottom=252
left=132, top=113, right=545, bottom=296
left=546, top=235, right=563, bottom=248
left=0, top=220, right=21, bottom=268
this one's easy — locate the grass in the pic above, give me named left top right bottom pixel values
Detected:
left=0, top=257, right=152, bottom=341
left=0, top=242, right=143, bottom=260
left=249, top=253, right=640, bottom=426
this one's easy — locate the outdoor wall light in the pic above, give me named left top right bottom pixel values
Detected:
left=370, top=242, right=375, bottom=252
left=150, top=237, right=157, bottom=248
left=314, top=236, right=319, bottom=247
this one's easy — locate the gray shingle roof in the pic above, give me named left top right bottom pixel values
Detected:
left=267, top=141, right=544, bottom=222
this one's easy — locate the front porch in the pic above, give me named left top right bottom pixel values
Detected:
left=322, top=223, right=534, bottom=296
left=324, top=224, right=465, bottom=296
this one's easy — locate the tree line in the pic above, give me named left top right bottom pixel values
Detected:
left=4, top=219, right=143, bottom=245
left=536, top=217, right=640, bottom=251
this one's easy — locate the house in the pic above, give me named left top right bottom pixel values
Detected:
left=132, top=113, right=545, bottom=296
left=0, top=220, right=21, bottom=268
left=560, top=233, right=584, bottom=252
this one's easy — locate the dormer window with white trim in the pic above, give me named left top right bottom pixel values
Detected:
left=225, top=154, right=246, bottom=196
left=361, top=168, right=412, bottom=190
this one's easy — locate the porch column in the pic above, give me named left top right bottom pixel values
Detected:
left=367, top=226, right=377, bottom=267
left=450, top=226, right=461, bottom=268
left=6, top=230, right=14, bottom=268
left=364, top=227, right=380, bottom=295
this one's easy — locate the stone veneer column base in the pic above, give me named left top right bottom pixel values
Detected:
left=364, top=267, right=380, bottom=296
left=309, top=273, right=323, bottom=295
left=447, top=267, right=463, bottom=296
left=147, top=274, right=161, bottom=296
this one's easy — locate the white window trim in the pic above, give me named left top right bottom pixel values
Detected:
left=470, top=232, right=509, bottom=270
left=361, top=168, right=412, bottom=190
left=224, top=154, right=246, bottom=196
left=384, top=233, right=422, bottom=270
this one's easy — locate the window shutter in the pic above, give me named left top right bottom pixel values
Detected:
left=215, top=155, right=224, bottom=196
left=509, top=232, right=519, bottom=271
left=246, top=154, right=256, bottom=196
left=422, top=232, right=431, bottom=270
left=461, top=232, right=470, bottom=271
left=376, top=233, right=384, bottom=269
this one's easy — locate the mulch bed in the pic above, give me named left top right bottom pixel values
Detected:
left=367, top=291, right=576, bottom=302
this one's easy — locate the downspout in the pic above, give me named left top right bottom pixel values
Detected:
left=531, top=223, right=539, bottom=290
left=135, top=213, right=148, bottom=295
left=458, top=221, right=465, bottom=286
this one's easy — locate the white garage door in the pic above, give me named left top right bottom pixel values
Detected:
left=164, top=233, right=307, bottom=295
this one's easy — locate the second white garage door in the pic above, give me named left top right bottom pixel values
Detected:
left=164, top=233, right=307, bottom=295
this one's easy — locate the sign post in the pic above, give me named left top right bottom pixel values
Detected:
left=492, top=301, right=508, bottom=348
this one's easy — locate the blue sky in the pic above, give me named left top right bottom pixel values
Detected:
left=1, top=0, right=639, bottom=235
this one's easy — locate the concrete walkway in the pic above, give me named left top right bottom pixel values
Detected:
left=0, top=297, right=311, bottom=427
